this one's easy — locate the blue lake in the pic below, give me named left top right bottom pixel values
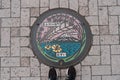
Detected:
left=40, top=41, right=81, bottom=59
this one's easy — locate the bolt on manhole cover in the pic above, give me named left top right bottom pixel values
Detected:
left=30, top=8, right=92, bottom=68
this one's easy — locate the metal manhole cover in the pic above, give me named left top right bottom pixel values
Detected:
left=30, top=8, right=92, bottom=68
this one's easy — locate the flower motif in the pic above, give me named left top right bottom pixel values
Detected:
left=52, top=44, right=62, bottom=53
left=45, top=45, right=51, bottom=50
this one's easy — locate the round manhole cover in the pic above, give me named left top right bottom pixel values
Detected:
left=31, top=8, right=92, bottom=68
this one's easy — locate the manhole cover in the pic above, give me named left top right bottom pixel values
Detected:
left=30, top=8, right=92, bottom=68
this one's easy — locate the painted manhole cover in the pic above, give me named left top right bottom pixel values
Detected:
left=31, top=8, right=92, bottom=68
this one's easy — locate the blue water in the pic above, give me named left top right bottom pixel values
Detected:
left=40, top=41, right=81, bottom=59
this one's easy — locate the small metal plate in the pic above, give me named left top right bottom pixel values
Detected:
left=30, top=8, right=92, bottom=68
